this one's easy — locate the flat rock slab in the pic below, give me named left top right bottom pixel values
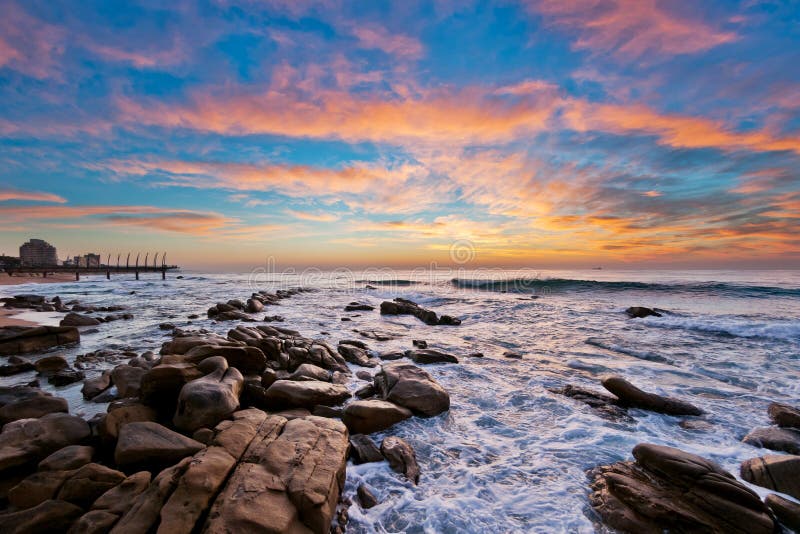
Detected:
left=741, top=454, right=800, bottom=500
left=114, top=421, right=203, bottom=470
left=590, top=443, right=774, bottom=534
left=261, top=380, right=351, bottom=410
left=342, top=399, right=412, bottom=434
left=602, top=375, right=703, bottom=416
left=0, top=326, right=80, bottom=355
left=743, top=426, right=800, bottom=454
left=204, top=415, right=348, bottom=534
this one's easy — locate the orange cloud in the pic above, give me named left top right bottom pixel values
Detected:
left=350, top=24, right=423, bottom=59
left=530, top=0, right=736, bottom=58
left=0, top=189, right=66, bottom=203
left=0, top=205, right=235, bottom=235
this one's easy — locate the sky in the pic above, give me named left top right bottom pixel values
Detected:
left=0, top=0, right=799, bottom=270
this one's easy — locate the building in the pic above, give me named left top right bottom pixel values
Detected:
left=19, top=239, right=58, bottom=266
left=0, top=255, right=21, bottom=270
left=73, top=253, right=101, bottom=268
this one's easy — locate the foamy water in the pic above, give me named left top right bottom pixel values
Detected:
left=2, top=269, right=799, bottom=533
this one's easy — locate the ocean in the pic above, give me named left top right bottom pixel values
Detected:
left=2, top=269, right=799, bottom=533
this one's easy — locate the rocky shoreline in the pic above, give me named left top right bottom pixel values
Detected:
left=0, top=293, right=798, bottom=533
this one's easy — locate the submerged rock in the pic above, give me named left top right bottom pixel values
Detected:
left=379, top=298, right=461, bottom=326
left=625, top=306, right=664, bottom=318
left=589, top=443, right=774, bottom=534
left=550, top=385, right=633, bottom=423
left=406, top=349, right=459, bottom=364
left=357, top=484, right=378, bottom=509
left=381, top=436, right=420, bottom=484
left=601, top=376, right=703, bottom=416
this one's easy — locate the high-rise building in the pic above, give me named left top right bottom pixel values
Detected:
left=19, top=239, right=58, bottom=266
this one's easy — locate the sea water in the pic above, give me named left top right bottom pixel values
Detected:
left=2, top=269, right=799, bottom=533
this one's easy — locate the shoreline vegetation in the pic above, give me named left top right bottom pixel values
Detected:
left=0, top=287, right=798, bottom=533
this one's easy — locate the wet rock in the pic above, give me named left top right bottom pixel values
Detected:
left=740, top=454, right=800, bottom=500
left=359, top=330, right=401, bottom=341
left=173, top=356, right=243, bottom=433
left=313, top=405, right=343, bottom=418
left=204, top=415, right=348, bottom=534
left=379, top=350, right=405, bottom=361
left=159, top=446, right=237, bottom=533
left=192, top=427, right=213, bottom=444
left=550, top=385, right=633, bottom=422
left=357, top=484, right=378, bottom=509
left=768, top=402, right=800, bottom=429
left=49, top=369, right=85, bottom=387
left=91, top=471, right=151, bottom=516
left=0, top=499, right=83, bottom=534
left=111, top=365, right=146, bottom=398
left=158, top=322, right=175, bottom=330
left=503, top=351, right=523, bottom=359
left=263, top=315, right=284, bottom=322
left=0, top=413, right=91, bottom=475
left=35, top=355, right=69, bottom=375
left=379, top=298, right=461, bottom=326
left=765, top=493, right=800, bottom=532
left=140, top=363, right=203, bottom=415
left=0, top=394, right=68, bottom=424
left=184, top=344, right=267, bottom=375
left=625, top=306, right=663, bottom=318
left=261, top=379, right=351, bottom=410
left=349, top=434, right=384, bottom=464
left=161, top=333, right=234, bottom=354
left=0, top=326, right=80, bottom=355
left=381, top=436, right=420, bottom=484
left=590, top=443, right=774, bottom=534
left=342, top=399, right=412, bottom=434
left=245, top=298, right=264, bottom=313
left=468, top=352, right=485, bottom=358
left=289, top=363, right=331, bottom=382
left=82, top=371, right=112, bottom=399
left=374, top=361, right=450, bottom=417
left=0, top=356, right=35, bottom=376
left=39, top=445, right=94, bottom=471
left=345, top=302, right=374, bottom=311
left=67, top=510, right=119, bottom=534
left=337, top=342, right=378, bottom=367
left=412, top=339, right=427, bottom=348
left=110, top=457, right=191, bottom=534
left=742, top=426, right=800, bottom=454
left=8, top=469, right=77, bottom=510
left=57, top=463, right=126, bottom=508
left=60, top=312, right=102, bottom=327
left=114, top=421, right=204, bottom=471
left=355, top=384, right=375, bottom=398
left=601, top=376, right=703, bottom=416
left=406, top=348, right=459, bottom=364
left=355, top=370, right=372, bottom=381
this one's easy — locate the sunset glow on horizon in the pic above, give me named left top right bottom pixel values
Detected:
left=1, top=0, right=798, bottom=270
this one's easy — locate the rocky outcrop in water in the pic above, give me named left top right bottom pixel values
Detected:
left=380, top=298, right=461, bottom=325
left=590, top=443, right=774, bottom=534
left=0, top=326, right=80, bottom=355
left=342, top=399, right=412, bottom=434
left=601, top=376, right=703, bottom=416
left=742, top=426, right=800, bottom=454
left=381, top=436, right=420, bottom=484
left=740, top=454, right=800, bottom=500
left=406, top=348, right=459, bottom=364
left=625, top=306, right=664, bottom=318
left=768, top=401, right=800, bottom=428
left=374, top=361, right=450, bottom=416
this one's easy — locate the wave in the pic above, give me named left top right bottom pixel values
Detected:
left=450, top=277, right=800, bottom=297
left=585, top=337, right=674, bottom=364
left=641, top=315, right=800, bottom=342
left=358, top=279, right=420, bottom=286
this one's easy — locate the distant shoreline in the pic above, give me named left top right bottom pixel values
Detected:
left=0, top=272, right=77, bottom=286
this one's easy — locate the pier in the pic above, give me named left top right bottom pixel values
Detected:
left=4, top=253, right=179, bottom=280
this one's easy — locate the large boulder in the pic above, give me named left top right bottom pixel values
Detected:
left=39, top=445, right=94, bottom=471
left=337, top=343, right=378, bottom=367
left=349, top=434, right=384, bottom=464
left=173, top=356, right=243, bottom=433
left=769, top=402, right=800, bottom=428
left=111, top=365, right=146, bottom=398
left=0, top=326, right=80, bottom=355
left=740, top=454, right=800, bottom=500
left=114, top=422, right=204, bottom=471
left=0, top=499, right=83, bottom=534
left=260, top=380, right=350, bottom=410
left=140, top=363, right=203, bottom=414
left=289, top=363, right=331, bottom=382
left=766, top=493, right=800, bottom=532
left=590, top=443, right=774, bottom=534
left=34, top=355, right=69, bottom=375
left=0, top=413, right=90, bottom=475
left=342, top=399, right=412, bottom=434
left=601, top=376, right=703, bottom=416
left=374, top=362, right=450, bottom=417
left=60, top=312, right=101, bottom=327
left=8, top=469, right=77, bottom=510
left=184, top=345, right=267, bottom=375
left=91, top=471, right=151, bottom=516
left=98, top=403, right=157, bottom=442
left=67, top=510, right=119, bottom=534
left=204, top=415, right=348, bottom=534
left=245, top=298, right=264, bottom=313
left=406, top=349, right=459, bottom=364
left=743, top=426, right=800, bottom=454
left=81, top=371, right=112, bottom=400
left=381, top=436, right=420, bottom=484
left=160, top=334, right=234, bottom=355
left=379, top=298, right=461, bottom=326
left=57, top=463, right=126, bottom=508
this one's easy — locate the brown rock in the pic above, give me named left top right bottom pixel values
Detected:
left=743, top=426, right=800, bottom=454
left=183, top=344, right=267, bottom=375
left=374, top=362, right=450, bottom=417
left=741, top=454, right=800, bottom=500
left=769, top=402, right=800, bottom=428
left=212, top=408, right=268, bottom=460
left=337, top=343, right=378, bottom=367
left=601, top=375, right=703, bottom=416
left=590, top=443, right=774, bottom=534
left=0, top=326, right=80, bottom=355
left=349, top=434, right=384, bottom=464
left=8, top=469, right=76, bottom=510
left=82, top=371, right=112, bottom=400
left=158, top=446, right=236, bottom=533
left=111, top=365, right=146, bottom=398
left=0, top=413, right=90, bottom=476
left=110, top=458, right=191, bottom=534
left=91, top=471, right=151, bottom=516
left=39, top=445, right=94, bottom=471
left=34, top=355, right=69, bottom=375
left=289, top=363, right=331, bottom=382
left=57, top=463, right=126, bottom=508
left=342, top=400, right=412, bottom=434
left=114, top=422, right=204, bottom=470
left=0, top=499, right=83, bottom=534
left=99, top=403, right=157, bottom=442
left=0, top=394, right=68, bottom=424
left=766, top=493, right=800, bottom=532
left=357, top=484, right=378, bottom=509
left=67, top=510, right=119, bottom=534
left=625, top=306, right=663, bottom=318
left=261, top=379, right=351, bottom=410
left=406, top=349, right=459, bottom=364
left=381, top=436, right=420, bottom=484
left=173, top=356, right=243, bottom=433
left=60, top=312, right=102, bottom=327
left=140, top=363, right=203, bottom=415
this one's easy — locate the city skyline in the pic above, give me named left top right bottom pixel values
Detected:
left=1, top=1, right=799, bottom=270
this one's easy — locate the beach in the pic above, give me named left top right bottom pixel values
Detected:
left=0, top=270, right=798, bottom=532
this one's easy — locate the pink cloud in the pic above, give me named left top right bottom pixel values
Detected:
left=530, top=0, right=737, bottom=58
left=0, top=189, right=67, bottom=203
left=0, top=3, right=66, bottom=79
left=350, top=24, right=424, bottom=59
